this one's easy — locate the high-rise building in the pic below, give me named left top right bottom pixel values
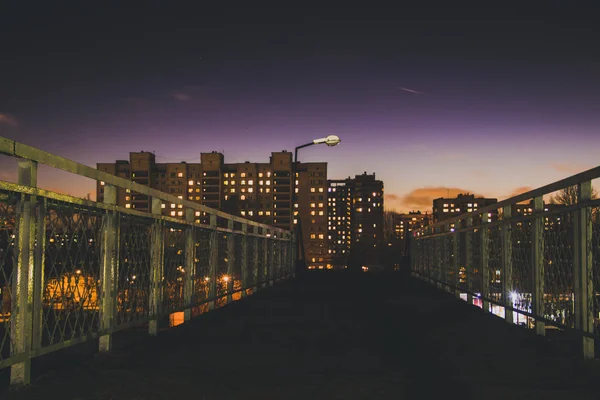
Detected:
left=385, top=211, right=431, bottom=256
left=432, top=193, right=498, bottom=223
left=326, top=172, right=384, bottom=269
left=97, top=151, right=327, bottom=265
left=327, top=179, right=353, bottom=268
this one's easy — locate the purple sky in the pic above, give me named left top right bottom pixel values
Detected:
left=1, top=3, right=600, bottom=212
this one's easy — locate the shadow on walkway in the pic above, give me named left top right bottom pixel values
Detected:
left=3, top=271, right=600, bottom=399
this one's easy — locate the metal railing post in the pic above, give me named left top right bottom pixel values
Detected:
left=501, top=205, right=514, bottom=324
left=574, top=181, right=594, bottom=359
left=465, top=216, right=473, bottom=305
left=291, top=233, right=297, bottom=278
left=253, top=228, right=260, bottom=291
left=183, top=209, right=195, bottom=321
left=149, top=198, right=164, bottom=336
left=241, top=223, right=248, bottom=297
left=227, top=220, right=235, bottom=303
left=443, top=224, right=450, bottom=293
left=10, top=160, right=38, bottom=385
left=269, top=233, right=275, bottom=286
left=481, top=215, right=490, bottom=313
left=262, top=228, right=269, bottom=288
left=532, top=196, right=545, bottom=336
left=452, top=224, right=460, bottom=299
left=99, top=184, right=119, bottom=352
left=277, top=238, right=283, bottom=282
left=208, top=214, right=218, bottom=309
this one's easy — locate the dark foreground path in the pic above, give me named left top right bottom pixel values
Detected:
left=3, top=272, right=600, bottom=399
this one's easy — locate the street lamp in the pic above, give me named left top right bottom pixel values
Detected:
left=291, top=135, right=341, bottom=273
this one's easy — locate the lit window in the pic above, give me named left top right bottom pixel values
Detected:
left=241, top=211, right=246, bottom=216
left=100, top=181, right=105, bottom=186
left=241, top=195, right=246, bottom=200
left=188, top=180, right=194, bottom=185
left=266, top=180, right=271, bottom=185
left=241, top=180, right=246, bottom=185
left=259, top=180, right=264, bottom=185
left=318, top=203, right=323, bottom=208
left=311, top=203, right=316, bottom=208
left=161, top=203, right=165, bottom=209
left=125, top=204, right=131, bottom=209
left=319, top=188, right=324, bottom=192
left=231, top=180, right=235, bottom=185
left=171, top=204, right=176, bottom=209
left=267, top=172, right=271, bottom=177
left=178, top=172, right=183, bottom=177
left=195, top=211, right=201, bottom=216
left=170, top=211, right=176, bottom=216
left=248, top=211, right=253, bottom=216
left=125, top=196, right=130, bottom=201
left=318, top=211, right=324, bottom=216
left=310, top=234, right=316, bottom=239
left=310, top=211, right=316, bottom=216
left=311, top=188, right=316, bottom=192
left=178, top=211, right=183, bottom=216
left=224, top=173, right=229, bottom=178
left=258, top=172, right=263, bottom=178
left=248, top=188, right=254, bottom=193
left=231, top=188, right=236, bottom=193
left=248, top=180, right=253, bottom=185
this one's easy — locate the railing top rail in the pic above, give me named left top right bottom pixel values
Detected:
left=415, top=164, right=600, bottom=233
left=0, top=136, right=290, bottom=234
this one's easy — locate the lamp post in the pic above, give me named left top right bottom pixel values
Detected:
left=291, top=135, right=341, bottom=273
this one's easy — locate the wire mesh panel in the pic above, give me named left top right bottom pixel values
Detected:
left=42, top=200, right=102, bottom=346
left=216, top=232, right=229, bottom=307
left=271, top=239, right=279, bottom=281
left=543, top=210, right=575, bottom=328
left=511, top=219, right=533, bottom=323
left=116, top=214, right=152, bottom=326
left=469, top=228, right=482, bottom=297
left=233, top=232, right=243, bottom=298
left=245, top=235, right=257, bottom=290
left=163, top=225, right=186, bottom=313
left=256, top=236, right=265, bottom=286
left=591, top=207, right=600, bottom=337
left=193, top=228, right=211, bottom=307
left=444, top=235, right=455, bottom=288
left=488, top=225, right=502, bottom=302
left=0, top=193, right=16, bottom=362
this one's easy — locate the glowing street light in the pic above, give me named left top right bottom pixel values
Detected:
left=292, top=135, right=342, bottom=273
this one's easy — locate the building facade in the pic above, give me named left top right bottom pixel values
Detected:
left=432, top=193, right=498, bottom=223
left=325, top=172, right=384, bottom=269
left=97, top=151, right=327, bottom=268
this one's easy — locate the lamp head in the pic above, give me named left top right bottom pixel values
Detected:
left=313, top=135, right=341, bottom=147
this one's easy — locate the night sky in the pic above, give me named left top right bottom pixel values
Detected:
left=1, top=2, right=600, bottom=211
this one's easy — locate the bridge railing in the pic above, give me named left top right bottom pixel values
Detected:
left=411, top=166, right=600, bottom=360
left=0, top=137, right=295, bottom=386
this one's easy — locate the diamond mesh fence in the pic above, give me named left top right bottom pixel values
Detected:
left=542, top=210, right=575, bottom=328
left=42, top=200, right=102, bottom=346
left=117, top=214, right=152, bottom=325
left=0, top=193, right=16, bottom=362
left=511, top=219, right=533, bottom=320
left=163, top=224, right=187, bottom=314
left=487, top=225, right=502, bottom=302
left=193, top=228, right=211, bottom=307
left=591, top=207, right=600, bottom=336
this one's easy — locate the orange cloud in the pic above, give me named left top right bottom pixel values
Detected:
left=385, top=187, right=482, bottom=213
left=0, top=113, right=18, bottom=127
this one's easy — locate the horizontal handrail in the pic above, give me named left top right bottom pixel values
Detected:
left=416, top=165, right=600, bottom=231
left=0, top=136, right=289, bottom=234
